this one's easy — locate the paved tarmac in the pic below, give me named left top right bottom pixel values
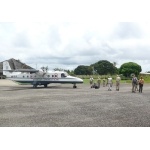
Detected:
left=0, top=79, right=150, bottom=127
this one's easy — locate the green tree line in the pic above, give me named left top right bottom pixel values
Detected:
left=54, top=60, right=142, bottom=77
left=74, top=60, right=142, bottom=77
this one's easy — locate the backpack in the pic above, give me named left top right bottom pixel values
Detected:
left=133, top=77, right=137, bottom=84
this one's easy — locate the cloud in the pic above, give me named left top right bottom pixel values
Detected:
left=13, top=32, right=31, bottom=48
left=0, top=22, right=150, bottom=72
left=113, top=22, right=143, bottom=39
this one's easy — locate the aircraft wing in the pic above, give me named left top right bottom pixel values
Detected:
left=0, top=69, right=39, bottom=73
left=14, top=69, right=39, bottom=73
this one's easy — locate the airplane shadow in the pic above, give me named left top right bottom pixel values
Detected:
left=2, top=85, right=77, bottom=91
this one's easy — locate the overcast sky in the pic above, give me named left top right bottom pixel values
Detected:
left=0, top=0, right=150, bottom=72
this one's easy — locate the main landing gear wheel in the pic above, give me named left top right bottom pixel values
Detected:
left=73, top=84, right=77, bottom=88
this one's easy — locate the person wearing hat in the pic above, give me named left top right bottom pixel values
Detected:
left=89, top=76, right=94, bottom=88
left=116, top=75, right=121, bottom=91
left=132, top=74, right=138, bottom=93
left=107, top=76, right=113, bottom=91
left=97, top=77, right=101, bottom=88
left=102, top=77, right=106, bottom=87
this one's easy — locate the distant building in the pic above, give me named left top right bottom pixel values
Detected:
left=139, top=72, right=150, bottom=76
left=0, top=58, right=33, bottom=79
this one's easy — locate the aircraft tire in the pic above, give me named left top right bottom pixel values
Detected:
left=73, top=85, right=77, bottom=88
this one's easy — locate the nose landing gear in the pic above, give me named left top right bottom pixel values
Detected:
left=44, top=84, right=48, bottom=88
left=33, top=84, right=37, bottom=88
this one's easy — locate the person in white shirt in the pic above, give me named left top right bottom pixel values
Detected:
left=107, top=76, right=113, bottom=91
left=89, top=76, right=94, bottom=88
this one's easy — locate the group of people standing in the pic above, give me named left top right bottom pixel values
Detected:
left=89, top=74, right=144, bottom=93
left=132, top=75, right=144, bottom=93
left=89, top=75, right=121, bottom=91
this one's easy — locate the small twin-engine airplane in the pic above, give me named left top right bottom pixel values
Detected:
left=2, top=61, right=83, bottom=88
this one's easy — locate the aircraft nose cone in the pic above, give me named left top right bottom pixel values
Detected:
left=78, top=78, right=83, bottom=83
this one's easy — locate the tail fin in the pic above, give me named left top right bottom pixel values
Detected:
left=3, top=61, right=12, bottom=77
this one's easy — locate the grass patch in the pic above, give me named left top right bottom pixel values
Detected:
left=83, top=79, right=132, bottom=84
left=80, top=74, right=150, bottom=84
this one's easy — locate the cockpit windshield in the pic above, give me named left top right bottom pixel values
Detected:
left=61, top=72, right=68, bottom=77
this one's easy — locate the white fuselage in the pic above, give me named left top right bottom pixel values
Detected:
left=6, top=70, right=83, bottom=86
